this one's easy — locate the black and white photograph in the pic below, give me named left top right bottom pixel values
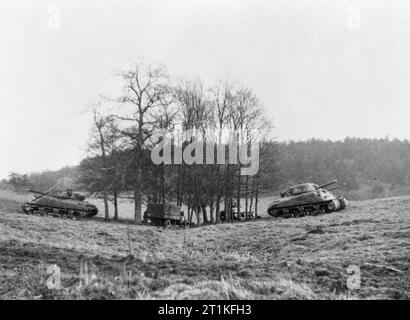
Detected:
left=0, top=0, right=409, bottom=305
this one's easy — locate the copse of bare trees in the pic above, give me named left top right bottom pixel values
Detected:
left=78, top=60, right=274, bottom=224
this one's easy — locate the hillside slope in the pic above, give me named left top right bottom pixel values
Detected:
left=0, top=192, right=409, bottom=299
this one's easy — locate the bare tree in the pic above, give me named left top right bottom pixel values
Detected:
left=89, top=108, right=111, bottom=221
left=114, top=61, right=173, bottom=223
left=210, top=81, right=233, bottom=222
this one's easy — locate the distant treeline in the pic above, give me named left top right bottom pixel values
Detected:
left=259, top=137, right=410, bottom=199
left=3, top=166, right=79, bottom=193
left=4, top=137, right=410, bottom=202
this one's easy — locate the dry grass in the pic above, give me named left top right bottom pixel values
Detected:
left=0, top=191, right=409, bottom=300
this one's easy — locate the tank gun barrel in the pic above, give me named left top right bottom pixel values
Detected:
left=327, top=186, right=340, bottom=192
left=27, top=189, right=63, bottom=199
left=27, top=189, right=48, bottom=196
left=318, top=180, right=338, bottom=189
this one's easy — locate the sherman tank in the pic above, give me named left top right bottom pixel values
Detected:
left=267, top=180, right=347, bottom=218
left=21, top=189, right=98, bottom=219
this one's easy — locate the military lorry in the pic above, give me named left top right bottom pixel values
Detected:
left=21, top=189, right=98, bottom=218
left=267, top=180, right=347, bottom=218
left=143, top=203, right=189, bottom=228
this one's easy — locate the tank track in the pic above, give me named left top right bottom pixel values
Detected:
left=268, top=197, right=347, bottom=219
left=21, top=203, right=98, bottom=219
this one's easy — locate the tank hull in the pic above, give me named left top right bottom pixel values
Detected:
left=21, top=195, right=98, bottom=219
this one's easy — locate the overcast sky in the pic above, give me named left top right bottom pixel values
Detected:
left=1, top=0, right=410, bottom=178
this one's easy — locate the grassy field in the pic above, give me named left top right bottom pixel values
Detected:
left=0, top=189, right=409, bottom=299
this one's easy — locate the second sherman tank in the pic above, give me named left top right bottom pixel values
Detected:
left=267, top=180, right=347, bottom=218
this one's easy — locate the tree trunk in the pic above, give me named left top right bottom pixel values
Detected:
left=245, top=175, right=249, bottom=219
left=161, top=164, right=165, bottom=204
left=94, top=111, right=110, bottom=222
left=103, top=191, right=109, bottom=221
left=249, top=176, right=255, bottom=218
left=210, top=201, right=215, bottom=223
left=134, top=189, right=142, bottom=223
left=193, top=165, right=202, bottom=225
left=177, top=165, right=182, bottom=206
left=225, top=164, right=233, bottom=221
left=237, top=166, right=241, bottom=221
left=215, top=129, right=223, bottom=223
left=229, top=167, right=234, bottom=222
left=215, top=167, right=221, bottom=223
left=255, top=174, right=259, bottom=217
left=195, top=209, right=200, bottom=225
left=113, top=191, right=119, bottom=221
left=188, top=205, right=193, bottom=224
left=134, top=158, right=142, bottom=224
left=202, top=205, right=208, bottom=224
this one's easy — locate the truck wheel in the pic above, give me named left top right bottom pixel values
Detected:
left=163, top=219, right=171, bottom=228
left=220, top=211, right=226, bottom=221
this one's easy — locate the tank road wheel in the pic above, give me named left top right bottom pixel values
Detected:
left=78, top=211, right=88, bottom=218
left=56, top=209, right=66, bottom=217
left=295, top=206, right=305, bottom=217
left=71, top=211, right=83, bottom=220
left=66, top=210, right=75, bottom=219
left=308, top=205, right=318, bottom=216
left=307, top=206, right=317, bottom=216
left=163, top=219, right=172, bottom=228
left=36, top=208, right=48, bottom=216
left=282, top=209, right=292, bottom=219
left=50, top=209, right=59, bottom=217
